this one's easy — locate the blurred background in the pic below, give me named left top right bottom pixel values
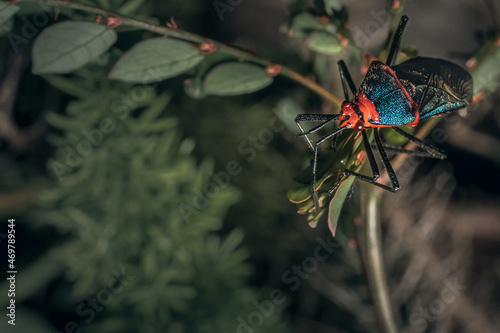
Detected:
left=0, top=0, right=499, bottom=332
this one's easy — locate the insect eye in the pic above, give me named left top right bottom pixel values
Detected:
left=341, top=101, right=351, bottom=109
left=354, top=120, right=364, bottom=132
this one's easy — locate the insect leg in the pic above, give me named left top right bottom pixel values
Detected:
left=392, top=127, right=447, bottom=159
left=373, top=127, right=400, bottom=190
left=372, top=145, right=441, bottom=158
left=295, top=114, right=339, bottom=150
left=311, top=127, right=347, bottom=209
left=328, top=128, right=400, bottom=195
left=386, top=15, right=409, bottom=66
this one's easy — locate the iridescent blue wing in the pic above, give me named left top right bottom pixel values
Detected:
left=359, top=61, right=418, bottom=126
left=391, top=57, right=473, bottom=119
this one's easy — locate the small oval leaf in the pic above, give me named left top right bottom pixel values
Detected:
left=324, top=0, right=343, bottom=14
left=203, top=63, right=273, bottom=96
left=287, top=186, right=312, bottom=204
left=307, top=31, right=342, bottom=55
left=327, top=175, right=355, bottom=237
left=289, top=13, right=326, bottom=38
left=109, top=38, right=204, bottom=83
left=32, top=21, right=117, bottom=74
left=0, top=3, right=19, bottom=26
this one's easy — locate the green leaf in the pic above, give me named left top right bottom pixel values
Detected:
left=219, top=229, right=245, bottom=256
left=0, top=2, right=19, bottom=26
left=203, top=62, right=273, bottom=96
left=288, top=185, right=312, bottom=204
left=327, top=175, right=355, bottom=236
left=307, top=31, right=342, bottom=55
left=471, top=41, right=500, bottom=95
left=42, top=74, right=93, bottom=98
left=109, top=38, right=204, bottom=83
left=324, top=0, right=343, bottom=15
left=288, top=13, right=326, bottom=38
left=184, top=51, right=237, bottom=99
left=381, top=126, right=413, bottom=146
left=32, top=21, right=117, bottom=74
left=274, top=97, right=304, bottom=134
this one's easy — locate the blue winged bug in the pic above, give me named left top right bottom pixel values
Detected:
left=295, top=16, right=473, bottom=209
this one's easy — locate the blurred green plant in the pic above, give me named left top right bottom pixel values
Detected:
left=35, top=63, right=287, bottom=332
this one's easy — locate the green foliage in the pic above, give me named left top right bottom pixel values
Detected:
left=288, top=130, right=365, bottom=232
left=280, top=0, right=348, bottom=56
left=32, top=21, right=117, bottom=74
left=326, top=174, right=356, bottom=236
left=183, top=51, right=238, bottom=99
left=37, top=65, right=287, bottom=332
left=21, top=0, right=353, bottom=98
left=203, top=62, right=273, bottom=96
left=0, top=2, right=19, bottom=26
left=323, top=0, right=343, bottom=14
left=470, top=37, right=500, bottom=95
left=284, top=13, right=331, bottom=38
left=307, top=31, right=342, bottom=55
left=109, top=38, right=204, bottom=83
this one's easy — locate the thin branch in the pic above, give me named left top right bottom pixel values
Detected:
left=0, top=53, right=47, bottom=150
left=26, top=0, right=342, bottom=106
left=362, top=185, right=398, bottom=333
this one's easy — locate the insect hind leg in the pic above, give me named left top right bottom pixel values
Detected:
left=328, top=128, right=400, bottom=195
left=392, top=127, right=447, bottom=159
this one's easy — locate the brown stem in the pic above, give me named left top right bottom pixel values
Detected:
left=363, top=185, right=398, bottom=333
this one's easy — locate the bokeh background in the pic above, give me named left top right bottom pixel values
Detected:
left=0, top=0, right=499, bottom=332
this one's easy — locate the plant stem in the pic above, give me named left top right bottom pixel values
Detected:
left=26, top=0, right=342, bottom=106
left=363, top=185, right=398, bottom=333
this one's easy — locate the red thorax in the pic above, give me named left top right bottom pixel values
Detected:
left=338, top=92, right=379, bottom=132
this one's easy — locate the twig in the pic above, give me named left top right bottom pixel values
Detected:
left=362, top=185, right=398, bottom=333
left=0, top=53, right=47, bottom=150
left=25, top=0, right=343, bottom=106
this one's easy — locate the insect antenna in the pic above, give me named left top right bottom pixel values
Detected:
left=338, top=60, right=357, bottom=98
left=386, top=15, right=409, bottom=66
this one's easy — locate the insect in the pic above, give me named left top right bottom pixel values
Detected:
left=295, top=16, right=473, bottom=209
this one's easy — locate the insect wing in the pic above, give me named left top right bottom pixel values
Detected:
left=359, top=61, right=418, bottom=126
left=391, top=57, right=473, bottom=119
